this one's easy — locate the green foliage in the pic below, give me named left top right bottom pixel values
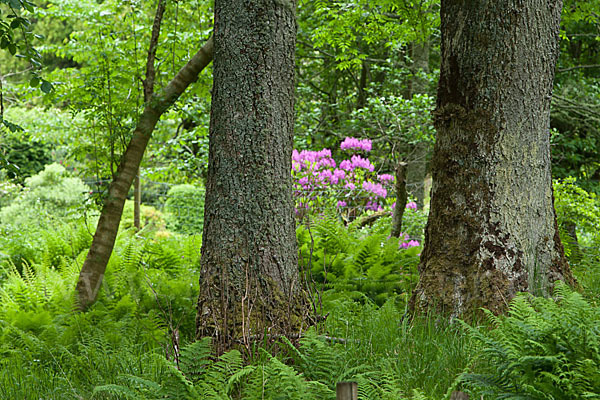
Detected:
left=0, top=163, right=89, bottom=227
left=298, top=214, right=420, bottom=305
left=304, top=0, right=438, bottom=70
left=0, top=132, right=52, bottom=182
left=0, top=163, right=91, bottom=270
left=164, top=184, right=205, bottom=235
left=553, top=177, right=600, bottom=292
left=460, top=283, right=600, bottom=399
left=120, top=199, right=166, bottom=232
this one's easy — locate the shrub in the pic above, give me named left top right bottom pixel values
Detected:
left=0, top=163, right=91, bottom=270
left=0, top=163, right=89, bottom=227
left=0, top=134, right=52, bottom=183
left=120, top=199, right=166, bottom=232
left=164, top=184, right=205, bottom=235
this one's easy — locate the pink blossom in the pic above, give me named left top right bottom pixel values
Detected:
left=378, top=174, right=394, bottom=183
left=340, top=137, right=372, bottom=152
left=350, top=155, right=374, bottom=171
left=362, top=181, right=387, bottom=198
left=406, top=201, right=417, bottom=210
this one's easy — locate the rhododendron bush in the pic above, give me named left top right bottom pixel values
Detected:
left=292, top=137, right=421, bottom=249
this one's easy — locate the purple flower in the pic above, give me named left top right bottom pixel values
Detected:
left=344, top=182, right=356, bottom=190
left=337, top=200, right=347, bottom=208
left=333, top=169, right=346, bottom=180
left=365, top=201, right=383, bottom=211
left=406, top=201, right=417, bottom=210
left=399, top=238, right=420, bottom=249
left=362, top=181, right=387, bottom=198
left=350, top=155, right=374, bottom=171
left=340, top=137, right=372, bottom=152
left=340, top=160, right=353, bottom=170
left=378, top=174, right=394, bottom=183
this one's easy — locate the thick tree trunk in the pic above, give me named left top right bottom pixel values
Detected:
left=196, top=0, right=305, bottom=353
left=75, top=37, right=214, bottom=310
left=409, top=0, right=575, bottom=319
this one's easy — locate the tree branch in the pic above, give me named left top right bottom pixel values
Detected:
left=143, top=0, right=167, bottom=101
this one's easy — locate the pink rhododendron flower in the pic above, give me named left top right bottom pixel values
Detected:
left=378, top=174, right=394, bottom=183
left=340, top=137, right=372, bottom=152
left=406, top=201, right=417, bottom=210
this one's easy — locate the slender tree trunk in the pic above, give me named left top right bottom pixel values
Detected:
left=409, top=0, right=575, bottom=319
left=196, top=0, right=306, bottom=354
left=391, top=161, right=408, bottom=238
left=75, top=37, right=214, bottom=310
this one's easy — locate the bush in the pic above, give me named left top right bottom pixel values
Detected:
left=0, top=163, right=89, bottom=227
left=0, top=163, right=91, bottom=270
left=164, top=184, right=205, bottom=235
left=120, top=200, right=166, bottom=232
left=0, top=134, right=52, bottom=183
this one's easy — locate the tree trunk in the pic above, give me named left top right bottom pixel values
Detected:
left=75, top=37, right=214, bottom=310
left=196, top=0, right=305, bottom=354
left=390, top=161, right=408, bottom=238
left=409, top=0, right=575, bottom=319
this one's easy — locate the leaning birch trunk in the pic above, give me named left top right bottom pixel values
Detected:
left=75, top=37, right=214, bottom=310
left=409, top=0, right=575, bottom=319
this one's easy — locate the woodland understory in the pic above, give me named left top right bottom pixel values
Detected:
left=0, top=0, right=600, bottom=399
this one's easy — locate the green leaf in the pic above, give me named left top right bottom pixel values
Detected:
left=8, top=0, right=22, bottom=9
left=40, top=80, right=53, bottom=93
left=29, top=76, right=39, bottom=87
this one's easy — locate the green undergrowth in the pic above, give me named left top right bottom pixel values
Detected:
left=297, top=213, right=422, bottom=306
left=0, top=217, right=470, bottom=399
left=459, top=282, right=600, bottom=399
left=0, top=174, right=599, bottom=398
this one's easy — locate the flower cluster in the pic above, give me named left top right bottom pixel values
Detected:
left=397, top=232, right=420, bottom=249
left=292, top=136, right=394, bottom=219
left=340, top=137, right=372, bottom=152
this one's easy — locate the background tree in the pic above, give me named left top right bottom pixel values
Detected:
left=196, top=0, right=305, bottom=353
left=75, top=1, right=214, bottom=309
left=410, top=0, right=575, bottom=319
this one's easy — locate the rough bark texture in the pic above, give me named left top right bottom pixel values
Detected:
left=196, top=0, right=305, bottom=353
left=409, top=0, right=575, bottom=319
left=75, top=37, right=214, bottom=310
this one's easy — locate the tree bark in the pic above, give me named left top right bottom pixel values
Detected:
left=75, top=37, right=214, bottom=310
left=409, top=0, right=575, bottom=319
left=196, top=0, right=306, bottom=354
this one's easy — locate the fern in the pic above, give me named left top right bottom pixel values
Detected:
left=461, top=283, right=600, bottom=399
